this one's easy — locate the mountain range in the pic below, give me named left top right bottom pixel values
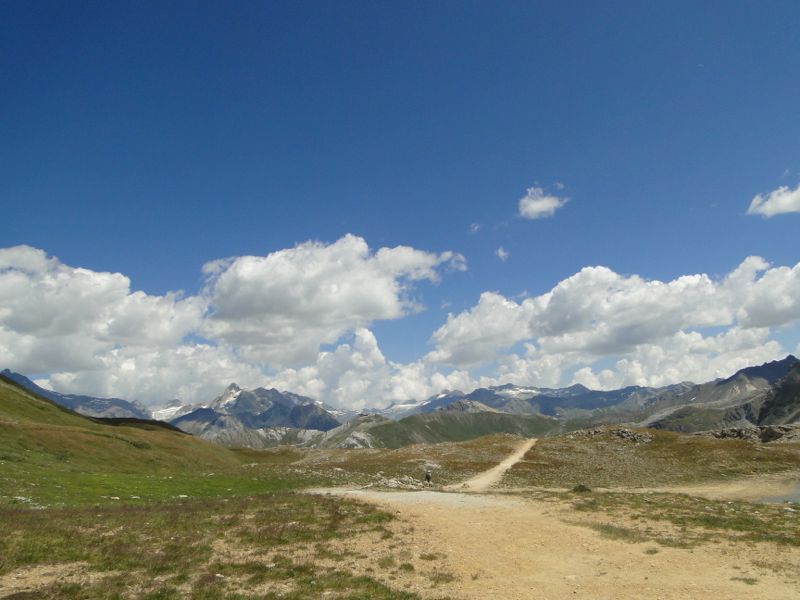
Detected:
left=3, top=355, right=799, bottom=449
left=169, top=383, right=341, bottom=446
left=0, top=369, right=151, bottom=419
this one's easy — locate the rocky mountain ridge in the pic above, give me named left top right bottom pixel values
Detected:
left=5, top=354, right=799, bottom=449
left=169, top=383, right=341, bottom=446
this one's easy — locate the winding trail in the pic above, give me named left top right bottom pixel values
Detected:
left=445, top=437, right=536, bottom=491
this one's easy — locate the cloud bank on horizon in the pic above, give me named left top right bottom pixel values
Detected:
left=2, top=232, right=800, bottom=409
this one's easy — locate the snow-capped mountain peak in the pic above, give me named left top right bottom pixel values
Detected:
left=217, top=383, right=242, bottom=407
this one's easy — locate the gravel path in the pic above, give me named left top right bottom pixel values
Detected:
left=445, top=437, right=537, bottom=492
left=313, top=438, right=800, bottom=599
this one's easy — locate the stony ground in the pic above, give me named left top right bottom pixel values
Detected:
left=317, top=435, right=800, bottom=599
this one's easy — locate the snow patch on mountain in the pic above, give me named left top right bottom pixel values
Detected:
left=495, top=387, right=541, bottom=399
left=217, top=383, right=242, bottom=407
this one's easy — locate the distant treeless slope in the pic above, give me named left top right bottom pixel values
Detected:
left=0, top=373, right=241, bottom=479
left=367, top=410, right=559, bottom=448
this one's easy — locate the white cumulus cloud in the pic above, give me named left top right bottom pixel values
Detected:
left=496, top=247, right=510, bottom=261
left=3, top=241, right=799, bottom=407
left=568, top=328, right=783, bottom=390
left=0, top=238, right=466, bottom=406
left=518, top=186, right=568, bottom=219
left=747, top=183, right=800, bottom=217
left=0, top=245, right=204, bottom=375
left=264, top=328, right=481, bottom=410
left=43, top=343, right=267, bottom=405
left=429, top=256, right=800, bottom=389
left=201, top=234, right=465, bottom=366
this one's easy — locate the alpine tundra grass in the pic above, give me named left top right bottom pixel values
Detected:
left=0, top=493, right=422, bottom=599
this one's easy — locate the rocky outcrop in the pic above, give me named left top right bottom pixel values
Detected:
left=694, top=424, right=800, bottom=444
left=565, top=426, right=654, bottom=445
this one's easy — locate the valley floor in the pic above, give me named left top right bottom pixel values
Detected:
left=314, top=438, right=800, bottom=600
left=2, top=436, right=800, bottom=599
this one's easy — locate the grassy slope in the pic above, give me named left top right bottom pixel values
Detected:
left=0, top=376, right=314, bottom=506
left=649, top=405, right=735, bottom=432
left=0, top=378, right=429, bottom=598
left=368, top=410, right=559, bottom=448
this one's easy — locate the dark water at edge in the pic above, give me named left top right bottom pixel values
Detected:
left=759, top=482, right=800, bottom=504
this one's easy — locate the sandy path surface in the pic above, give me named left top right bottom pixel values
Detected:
left=336, top=488, right=799, bottom=599
left=445, top=437, right=537, bottom=492
left=650, top=473, right=800, bottom=503
left=317, top=440, right=800, bottom=599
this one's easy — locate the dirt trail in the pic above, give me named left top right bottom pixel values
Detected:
left=317, top=439, right=800, bottom=599
left=445, top=437, right=536, bottom=492
left=651, top=473, right=800, bottom=503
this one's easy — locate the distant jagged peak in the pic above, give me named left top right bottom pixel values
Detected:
left=224, top=382, right=242, bottom=393
left=214, top=383, right=243, bottom=406
left=724, top=354, right=800, bottom=385
left=564, top=383, right=590, bottom=393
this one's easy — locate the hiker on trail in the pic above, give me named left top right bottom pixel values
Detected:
left=425, top=470, right=432, bottom=485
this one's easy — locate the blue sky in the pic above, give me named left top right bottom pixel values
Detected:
left=1, top=2, right=799, bottom=407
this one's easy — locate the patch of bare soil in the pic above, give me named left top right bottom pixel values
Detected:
left=317, top=438, right=800, bottom=599
left=330, top=488, right=799, bottom=599
left=0, top=563, right=105, bottom=597
left=650, top=472, right=800, bottom=503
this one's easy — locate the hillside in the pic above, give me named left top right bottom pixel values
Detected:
left=304, top=410, right=560, bottom=449
left=367, top=410, right=559, bottom=448
left=758, top=363, right=800, bottom=425
left=648, top=357, right=800, bottom=432
left=0, top=375, right=302, bottom=506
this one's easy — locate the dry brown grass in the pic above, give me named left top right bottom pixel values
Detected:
left=267, top=433, right=528, bottom=488
left=503, top=427, right=800, bottom=489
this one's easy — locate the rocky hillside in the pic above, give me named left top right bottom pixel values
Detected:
left=694, top=423, right=800, bottom=443
left=757, top=363, right=800, bottom=425
left=646, top=356, right=800, bottom=432
left=168, top=383, right=340, bottom=446
left=205, top=384, right=340, bottom=430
